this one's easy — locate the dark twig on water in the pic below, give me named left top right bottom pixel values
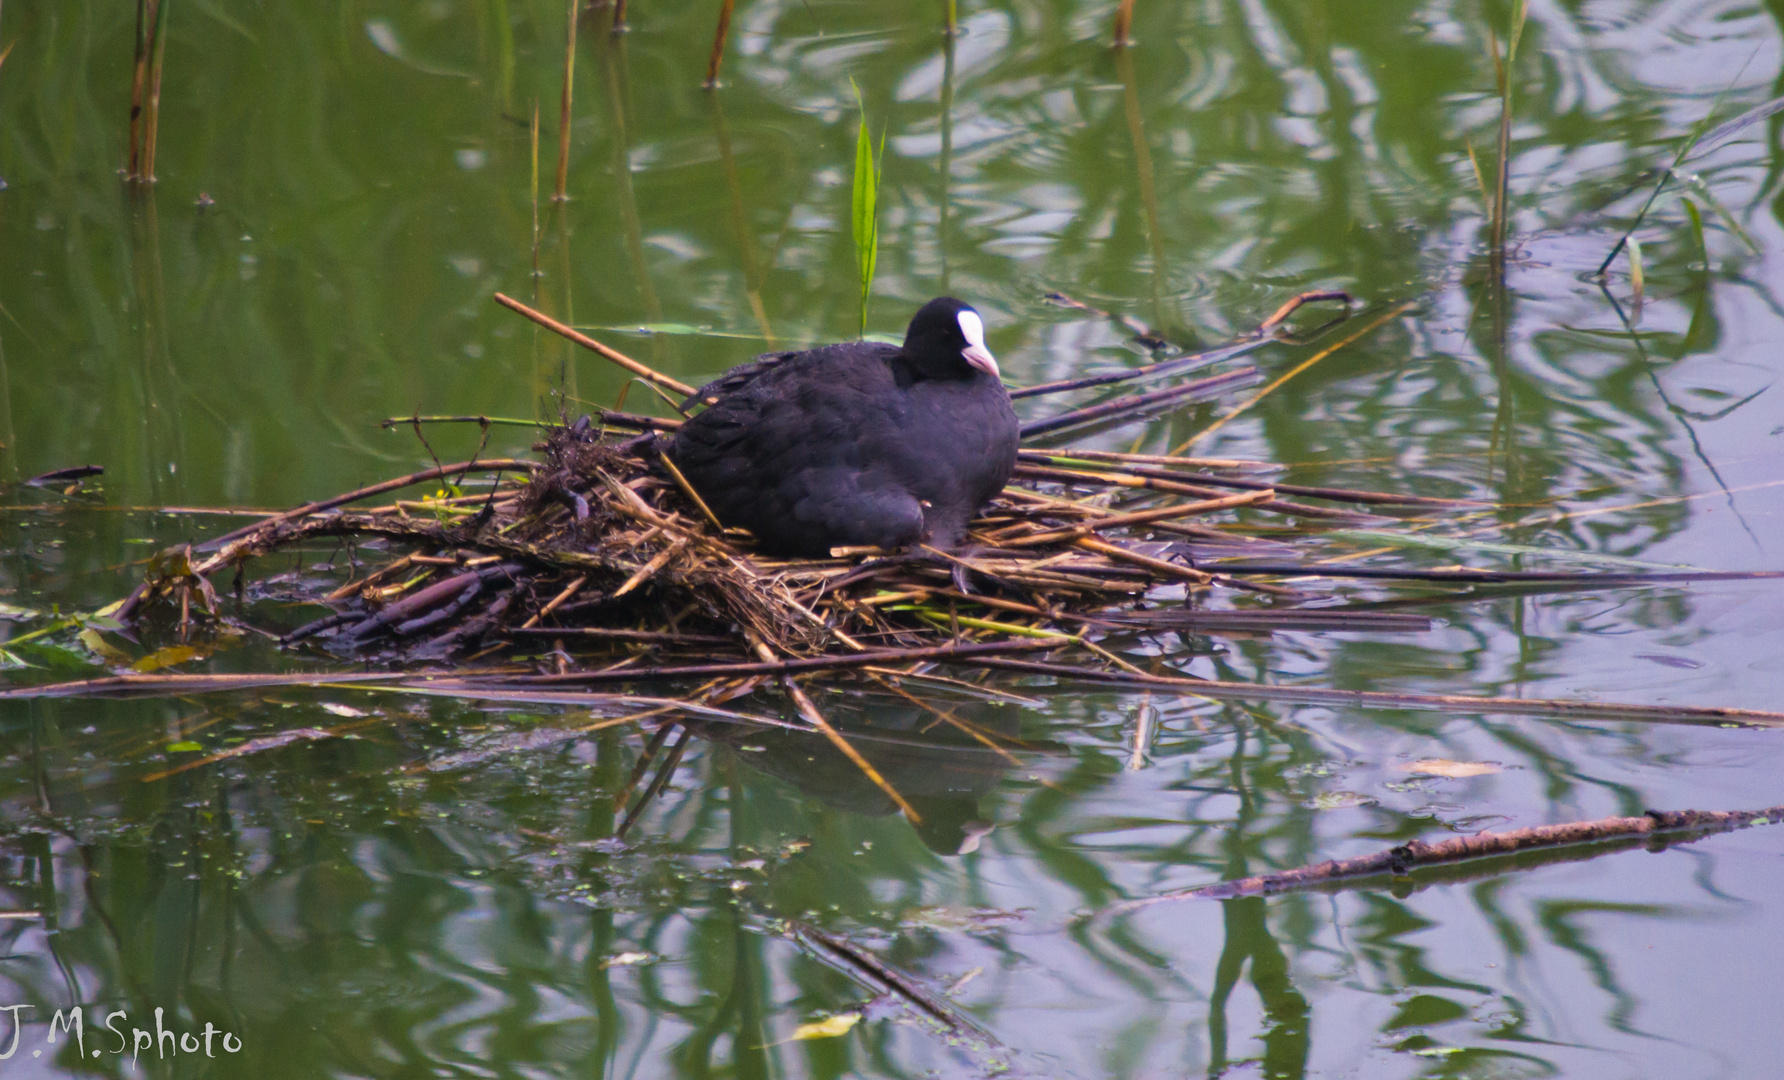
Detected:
left=1106, top=804, right=1784, bottom=910
left=618, top=724, right=692, bottom=838
left=1019, top=368, right=1263, bottom=439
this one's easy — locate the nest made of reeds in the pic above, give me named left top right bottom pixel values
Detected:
left=106, top=290, right=1481, bottom=673
left=116, top=402, right=1463, bottom=674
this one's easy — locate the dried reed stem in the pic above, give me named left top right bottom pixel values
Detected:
left=1113, top=0, right=1135, bottom=46
left=554, top=0, right=577, bottom=201
left=1175, top=301, right=1415, bottom=452
left=494, top=293, right=696, bottom=396
left=704, top=0, right=734, bottom=89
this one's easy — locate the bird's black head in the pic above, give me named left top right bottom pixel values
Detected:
left=902, top=297, right=1000, bottom=382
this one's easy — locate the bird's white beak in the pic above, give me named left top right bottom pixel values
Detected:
left=963, top=343, right=1000, bottom=380
left=957, top=309, right=1000, bottom=380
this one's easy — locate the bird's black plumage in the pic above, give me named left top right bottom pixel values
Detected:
left=668, top=297, right=1019, bottom=557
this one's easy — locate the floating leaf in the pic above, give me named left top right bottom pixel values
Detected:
left=1398, top=759, right=1501, bottom=779
left=0, top=603, right=41, bottom=622
left=1306, top=791, right=1377, bottom=811
left=1683, top=197, right=1706, bottom=264
left=167, top=741, right=204, bottom=753
left=78, top=629, right=134, bottom=666
left=792, top=1013, right=861, bottom=1041
left=132, top=644, right=206, bottom=673
left=321, top=703, right=370, bottom=718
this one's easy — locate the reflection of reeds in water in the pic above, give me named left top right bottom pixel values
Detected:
left=1117, top=45, right=1168, bottom=336
left=0, top=337, right=16, bottom=485
left=710, top=96, right=775, bottom=342
left=1474, top=3, right=1527, bottom=482
left=595, top=30, right=665, bottom=362
left=530, top=101, right=541, bottom=276
left=938, top=23, right=956, bottom=291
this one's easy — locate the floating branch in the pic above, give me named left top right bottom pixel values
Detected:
left=1106, top=804, right=1784, bottom=911
left=970, top=656, right=1784, bottom=728
left=1019, top=368, right=1262, bottom=439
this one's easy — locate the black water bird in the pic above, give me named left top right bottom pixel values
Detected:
left=668, top=297, right=1019, bottom=557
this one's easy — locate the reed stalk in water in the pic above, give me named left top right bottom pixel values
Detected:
left=704, top=0, right=734, bottom=88
left=553, top=0, right=577, bottom=201
left=1113, top=0, right=1135, bottom=46
left=127, top=0, right=169, bottom=182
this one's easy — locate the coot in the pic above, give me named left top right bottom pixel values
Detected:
left=668, top=297, right=1019, bottom=557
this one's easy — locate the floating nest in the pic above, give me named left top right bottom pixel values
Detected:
left=80, top=290, right=1780, bottom=819
left=115, top=407, right=1452, bottom=675
left=103, top=290, right=1478, bottom=691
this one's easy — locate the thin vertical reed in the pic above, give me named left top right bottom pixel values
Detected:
left=127, top=0, right=161, bottom=181
left=945, top=0, right=957, bottom=37
left=1117, top=46, right=1166, bottom=329
left=711, top=96, right=773, bottom=341
left=530, top=100, right=541, bottom=278
left=128, top=0, right=146, bottom=175
left=142, top=0, right=170, bottom=182
left=704, top=0, right=734, bottom=89
left=601, top=35, right=664, bottom=334
left=1488, top=3, right=1526, bottom=262
left=490, top=0, right=516, bottom=112
left=1483, top=3, right=1526, bottom=354
left=1490, top=41, right=1510, bottom=259
left=612, top=0, right=628, bottom=33
left=938, top=26, right=956, bottom=291
left=553, top=0, right=577, bottom=202
left=1113, top=0, right=1135, bottom=46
